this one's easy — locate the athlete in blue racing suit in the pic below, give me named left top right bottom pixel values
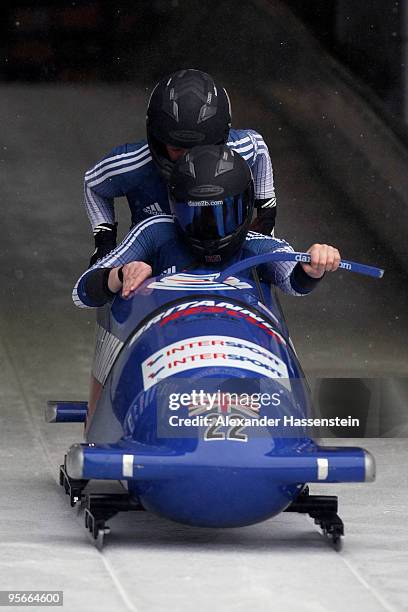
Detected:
left=74, top=215, right=323, bottom=309
left=75, top=148, right=340, bottom=309
left=85, top=70, right=277, bottom=266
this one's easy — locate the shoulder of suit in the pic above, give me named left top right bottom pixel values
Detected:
left=85, top=139, right=153, bottom=185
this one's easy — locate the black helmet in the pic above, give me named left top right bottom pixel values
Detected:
left=168, top=145, right=254, bottom=264
left=146, top=69, right=231, bottom=179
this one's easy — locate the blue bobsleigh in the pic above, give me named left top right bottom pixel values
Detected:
left=47, top=253, right=382, bottom=548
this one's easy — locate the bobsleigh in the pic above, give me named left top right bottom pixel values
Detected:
left=47, top=252, right=383, bottom=549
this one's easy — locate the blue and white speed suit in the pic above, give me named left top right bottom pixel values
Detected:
left=84, top=129, right=276, bottom=229
left=73, top=216, right=320, bottom=309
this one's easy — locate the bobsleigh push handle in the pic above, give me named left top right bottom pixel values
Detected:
left=218, top=252, right=384, bottom=282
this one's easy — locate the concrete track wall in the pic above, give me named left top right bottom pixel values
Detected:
left=141, top=0, right=408, bottom=268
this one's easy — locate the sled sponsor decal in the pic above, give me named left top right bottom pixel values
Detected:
left=142, top=335, right=289, bottom=390
left=294, top=254, right=310, bottom=263
left=147, top=272, right=251, bottom=291
left=130, top=299, right=286, bottom=346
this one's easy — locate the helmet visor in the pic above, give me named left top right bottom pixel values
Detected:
left=169, top=189, right=253, bottom=242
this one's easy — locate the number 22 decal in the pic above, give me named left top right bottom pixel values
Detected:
left=204, top=414, right=248, bottom=442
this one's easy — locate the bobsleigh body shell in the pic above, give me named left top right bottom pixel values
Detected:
left=84, top=274, right=351, bottom=527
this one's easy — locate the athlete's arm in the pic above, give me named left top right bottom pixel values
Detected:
left=250, top=203, right=277, bottom=235
left=228, top=129, right=277, bottom=236
left=251, top=132, right=277, bottom=235
left=246, top=234, right=340, bottom=295
left=84, top=142, right=152, bottom=264
left=73, top=215, right=174, bottom=308
left=84, top=145, right=127, bottom=229
left=83, top=262, right=153, bottom=306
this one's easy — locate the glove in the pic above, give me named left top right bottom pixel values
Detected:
left=89, top=222, right=118, bottom=267
left=249, top=199, right=277, bottom=236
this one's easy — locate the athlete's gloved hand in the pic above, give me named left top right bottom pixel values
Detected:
left=249, top=199, right=277, bottom=235
left=89, top=223, right=118, bottom=267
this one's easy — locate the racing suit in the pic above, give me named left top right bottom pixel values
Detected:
left=73, top=215, right=320, bottom=309
left=85, top=129, right=277, bottom=263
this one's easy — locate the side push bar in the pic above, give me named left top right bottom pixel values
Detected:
left=218, top=252, right=384, bottom=282
left=45, top=401, right=88, bottom=423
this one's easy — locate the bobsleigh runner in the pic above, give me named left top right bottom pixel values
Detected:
left=47, top=252, right=383, bottom=550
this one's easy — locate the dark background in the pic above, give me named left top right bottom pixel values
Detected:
left=1, top=0, right=406, bottom=119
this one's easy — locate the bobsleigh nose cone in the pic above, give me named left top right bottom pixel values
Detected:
left=364, top=450, right=376, bottom=482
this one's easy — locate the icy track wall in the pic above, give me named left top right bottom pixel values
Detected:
left=145, top=0, right=408, bottom=268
